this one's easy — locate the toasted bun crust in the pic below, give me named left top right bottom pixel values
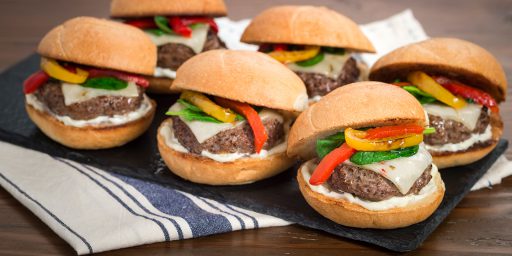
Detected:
left=157, top=119, right=295, bottom=185
left=110, top=0, right=227, bottom=18
left=241, top=6, right=375, bottom=53
left=370, top=38, right=507, bottom=102
left=431, top=111, right=503, bottom=169
left=144, top=76, right=179, bottom=94
left=297, top=161, right=445, bottom=229
left=173, top=50, right=308, bottom=112
left=25, top=99, right=156, bottom=150
left=37, top=17, right=156, bottom=75
left=287, top=82, right=426, bottom=159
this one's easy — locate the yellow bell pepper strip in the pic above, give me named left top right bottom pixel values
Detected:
left=40, top=58, right=89, bottom=84
left=407, top=71, right=466, bottom=109
left=309, top=143, right=356, bottom=185
left=267, top=46, right=320, bottom=64
left=214, top=97, right=268, bottom=153
left=345, top=128, right=423, bottom=151
left=180, top=91, right=237, bottom=123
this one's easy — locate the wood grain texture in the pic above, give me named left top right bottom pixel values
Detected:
left=0, top=0, right=511, bottom=255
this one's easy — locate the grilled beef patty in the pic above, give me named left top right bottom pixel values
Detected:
left=425, top=108, right=490, bottom=145
left=296, top=57, right=360, bottom=98
left=157, top=28, right=226, bottom=70
left=34, top=80, right=144, bottom=120
left=326, top=163, right=433, bottom=201
left=171, top=116, right=285, bottom=155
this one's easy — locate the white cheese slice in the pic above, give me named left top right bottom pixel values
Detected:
left=154, top=67, right=177, bottom=79
left=168, top=102, right=284, bottom=144
left=61, top=82, right=139, bottom=106
left=424, top=103, right=482, bottom=130
left=287, top=53, right=351, bottom=79
left=146, top=24, right=209, bottom=54
left=347, top=144, right=432, bottom=195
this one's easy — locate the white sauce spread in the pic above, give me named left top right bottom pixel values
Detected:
left=161, top=102, right=289, bottom=162
left=301, top=159, right=440, bottom=211
left=61, top=82, right=139, bottom=106
left=146, top=24, right=209, bottom=53
left=346, top=144, right=432, bottom=195
left=426, top=125, right=492, bottom=152
left=424, top=103, right=483, bottom=130
left=26, top=93, right=152, bottom=128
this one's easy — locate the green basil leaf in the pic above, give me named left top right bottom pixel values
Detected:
left=146, top=28, right=165, bottom=36
left=402, top=85, right=437, bottom=104
left=423, top=127, right=436, bottom=135
left=81, top=77, right=128, bottom=90
left=296, top=52, right=325, bottom=67
left=350, top=145, right=420, bottom=165
left=166, top=109, right=222, bottom=123
left=322, top=47, right=345, bottom=55
left=316, top=132, right=345, bottom=159
left=154, top=16, right=174, bottom=34
left=177, top=99, right=202, bottom=112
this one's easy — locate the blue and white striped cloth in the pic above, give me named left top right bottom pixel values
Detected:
left=1, top=10, right=510, bottom=255
left=0, top=141, right=291, bottom=254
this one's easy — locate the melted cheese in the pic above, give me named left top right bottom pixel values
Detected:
left=154, top=67, right=177, bottom=79
left=347, top=144, right=432, bottom=195
left=287, top=53, right=351, bottom=79
left=424, top=103, right=483, bottom=130
left=61, top=82, right=139, bottom=106
left=146, top=24, right=209, bottom=53
left=426, top=125, right=492, bottom=152
left=167, top=102, right=284, bottom=144
left=301, top=160, right=441, bottom=211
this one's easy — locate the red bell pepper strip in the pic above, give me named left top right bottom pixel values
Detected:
left=87, top=69, right=149, bottom=88
left=181, top=17, right=219, bottom=33
left=365, top=124, right=425, bottom=140
left=309, top=143, right=356, bottom=185
left=214, top=97, right=268, bottom=153
left=433, top=76, right=499, bottom=113
left=124, top=18, right=157, bottom=29
left=392, top=82, right=413, bottom=87
left=23, top=70, right=49, bottom=94
left=168, top=17, right=192, bottom=37
left=273, top=44, right=288, bottom=51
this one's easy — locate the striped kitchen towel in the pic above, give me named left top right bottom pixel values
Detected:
left=0, top=141, right=291, bottom=254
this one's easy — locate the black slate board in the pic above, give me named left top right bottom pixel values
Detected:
left=0, top=54, right=508, bottom=252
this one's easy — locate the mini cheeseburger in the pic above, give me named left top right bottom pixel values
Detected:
left=241, top=5, right=375, bottom=102
left=157, top=50, right=308, bottom=185
left=24, top=17, right=157, bottom=149
left=288, top=82, right=445, bottom=229
left=370, top=38, right=506, bottom=169
left=111, top=0, right=228, bottom=93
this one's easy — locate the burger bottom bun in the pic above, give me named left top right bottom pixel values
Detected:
left=431, top=114, right=503, bottom=169
left=297, top=160, right=445, bottom=229
left=25, top=99, right=156, bottom=150
left=145, top=76, right=179, bottom=94
left=157, top=118, right=296, bottom=185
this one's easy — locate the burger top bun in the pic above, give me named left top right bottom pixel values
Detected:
left=287, top=82, right=426, bottom=160
left=37, top=17, right=156, bottom=76
left=241, top=5, right=375, bottom=53
left=173, top=49, right=309, bottom=112
left=370, top=38, right=507, bottom=102
left=110, top=0, right=227, bottom=18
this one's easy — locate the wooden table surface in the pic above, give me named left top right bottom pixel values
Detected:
left=0, top=0, right=511, bottom=255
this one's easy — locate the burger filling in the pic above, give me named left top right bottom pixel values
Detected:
left=305, top=124, right=440, bottom=210
left=23, top=58, right=152, bottom=127
left=258, top=44, right=368, bottom=101
left=160, top=91, right=288, bottom=162
left=392, top=72, right=500, bottom=155
left=123, top=17, right=226, bottom=79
